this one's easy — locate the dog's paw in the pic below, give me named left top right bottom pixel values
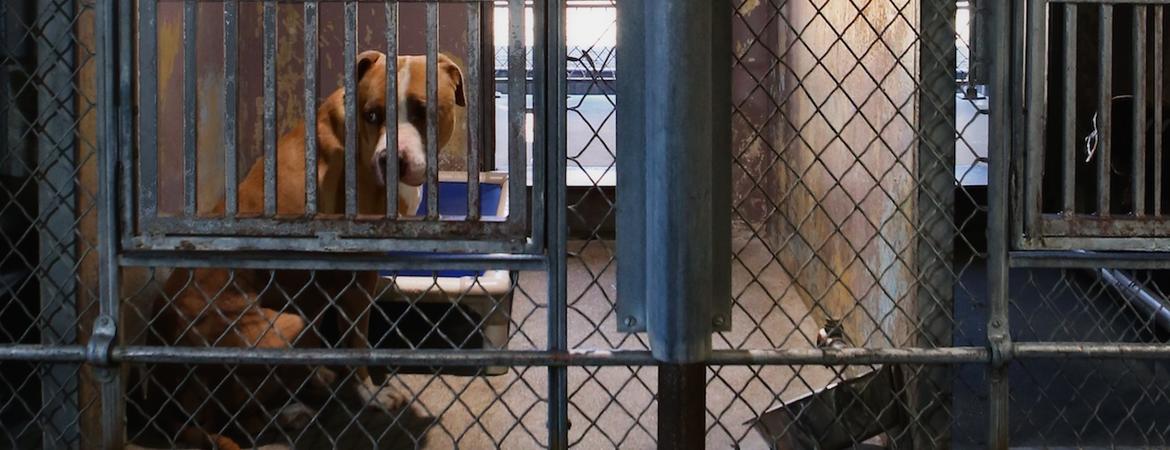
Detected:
left=276, top=402, right=317, bottom=430
left=355, top=378, right=410, bottom=411
left=311, top=367, right=337, bottom=387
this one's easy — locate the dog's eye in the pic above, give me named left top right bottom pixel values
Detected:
left=364, top=111, right=383, bottom=125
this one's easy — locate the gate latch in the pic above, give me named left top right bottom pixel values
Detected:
left=86, top=315, right=117, bottom=366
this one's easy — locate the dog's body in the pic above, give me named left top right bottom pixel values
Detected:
left=146, top=51, right=465, bottom=449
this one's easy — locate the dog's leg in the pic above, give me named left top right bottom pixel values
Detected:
left=335, top=271, right=410, bottom=411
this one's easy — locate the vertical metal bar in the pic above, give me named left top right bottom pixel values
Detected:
left=140, top=0, right=158, bottom=220
left=385, top=0, right=399, bottom=218
left=1062, top=4, right=1077, bottom=214
left=1023, top=0, right=1046, bottom=233
left=545, top=0, right=568, bottom=444
left=263, top=1, right=277, bottom=216
left=0, top=2, right=6, bottom=184
left=643, top=0, right=724, bottom=363
left=36, top=0, right=79, bottom=445
left=467, top=2, right=482, bottom=221
left=530, top=0, right=548, bottom=248
left=119, top=0, right=134, bottom=242
left=305, top=1, right=318, bottom=217
left=183, top=0, right=197, bottom=217
left=507, top=0, right=526, bottom=226
left=425, top=2, right=439, bottom=220
left=344, top=1, right=357, bottom=218
left=97, top=1, right=124, bottom=445
left=1098, top=5, right=1114, bottom=216
left=987, top=0, right=1015, bottom=447
left=480, top=7, right=497, bottom=172
left=224, top=0, right=239, bottom=217
left=658, top=364, right=706, bottom=450
left=1156, top=7, right=1164, bottom=215
left=616, top=0, right=647, bottom=332
left=915, top=0, right=957, bottom=446
left=1133, top=6, right=1147, bottom=216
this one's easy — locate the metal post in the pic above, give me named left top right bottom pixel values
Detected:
left=95, top=0, right=123, bottom=445
left=658, top=363, right=706, bottom=450
left=539, top=0, right=568, bottom=448
left=35, top=0, right=79, bottom=446
left=639, top=0, right=729, bottom=363
left=916, top=0, right=957, bottom=447
left=987, top=0, right=1016, bottom=448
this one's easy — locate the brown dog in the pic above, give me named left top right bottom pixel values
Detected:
left=147, top=50, right=465, bottom=448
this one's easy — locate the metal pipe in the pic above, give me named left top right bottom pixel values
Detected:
left=466, top=1, right=482, bottom=221
left=224, top=0, right=239, bottom=216
left=118, top=251, right=547, bottom=271
left=507, top=0, right=526, bottom=227
left=1095, top=267, right=1170, bottom=331
left=1156, top=6, right=1164, bottom=216
left=305, top=0, right=319, bottom=217
left=1011, top=250, right=1170, bottom=269
left=263, top=0, right=278, bottom=216
left=1134, top=6, right=1147, bottom=216
left=97, top=0, right=123, bottom=446
left=641, top=0, right=728, bottom=362
left=344, top=1, right=357, bottom=218
left=1098, top=5, right=1114, bottom=215
left=425, top=2, right=440, bottom=220
left=1062, top=4, right=1077, bottom=214
left=140, top=0, right=159, bottom=220
left=385, top=0, right=399, bottom=217
left=183, top=0, right=197, bottom=217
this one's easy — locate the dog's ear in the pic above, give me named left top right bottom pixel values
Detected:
left=356, top=50, right=383, bottom=82
left=438, top=53, right=466, bottom=107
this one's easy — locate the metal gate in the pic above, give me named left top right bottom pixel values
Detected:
left=1, top=0, right=1169, bottom=449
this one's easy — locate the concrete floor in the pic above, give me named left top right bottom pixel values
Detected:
left=374, top=234, right=836, bottom=449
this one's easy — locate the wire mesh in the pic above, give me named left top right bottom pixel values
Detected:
left=2, top=0, right=1168, bottom=448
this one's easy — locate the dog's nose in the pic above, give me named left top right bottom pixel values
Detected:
left=373, top=147, right=389, bottom=187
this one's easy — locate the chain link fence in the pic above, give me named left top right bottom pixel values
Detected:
left=2, top=0, right=1169, bottom=449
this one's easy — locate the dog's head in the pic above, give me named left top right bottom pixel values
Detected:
left=353, top=50, right=466, bottom=194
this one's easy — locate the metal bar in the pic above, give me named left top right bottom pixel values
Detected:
left=987, top=0, right=1016, bottom=447
left=507, top=0, right=526, bottom=228
left=263, top=0, right=278, bottom=216
left=540, top=0, right=568, bottom=447
left=140, top=0, right=158, bottom=220
left=1062, top=4, right=1077, bottom=214
left=1156, top=7, right=1164, bottom=215
left=916, top=0, right=957, bottom=446
left=616, top=0, right=647, bottom=332
left=642, top=0, right=725, bottom=362
left=1095, top=267, right=1170, bottom=331
left=1013, top=342, right=1170, bottom=358
left=96, top=1, right=123, bottom=446
left=119, top=251, right=547, bottom=271
left=305, top=1, right=319, bottom=216
left=1010, top=250, right=1170, bottom=269
left=1098, top=5, right=1113, bottom=215
left=183, top=0, right=197, bottom=217
left=224, top=0, right=239, bottom=216
left=128, top=235, right=534, bottom=254
left=0, top=345, right=87, bottom=362
left=1024, top=0, right=1047, bottom=232
left=344, top=1, right=357, bottom=217
left=1134, top=6, right=1147, bottom=216
left=425, top=2, right=439, bottom=220
left=35, top=0, right=80, bottom=445
left=1049, top=0, right=1168, bottom=4
left=710, top=0, right=732, bottom=332
left=658, top=364, right=706, bottom=450
left=142, top=212, right=521, bottom=236
left=0, top=3, right=6, bottom=184
left=119, top=0, right=134, bottom=241
left=109, top=347, right=1007, bottom=366
left=466, top=2, right=481, bottom=221
left=385, top=0, right=399, bottom=218
left=479, top=5, right=497, bottom=172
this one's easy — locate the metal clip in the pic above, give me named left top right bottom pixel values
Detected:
left=988, top=333, right=1013, bottom=368
left=86, top=315, right=117, bottom=367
